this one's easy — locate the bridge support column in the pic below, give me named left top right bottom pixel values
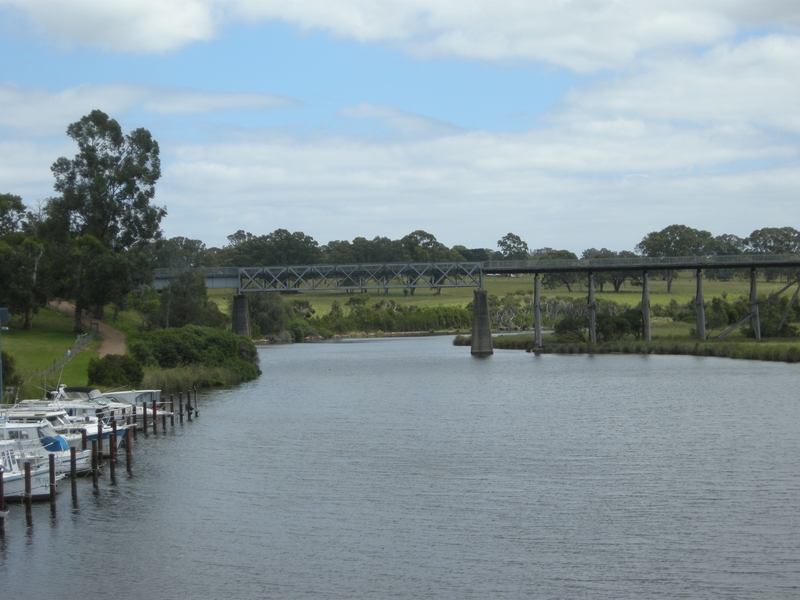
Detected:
left=232, top=294, right=251, bottom=337
left=534, top=273, right=542, bottom=348
left=471, top=289, right=493, bottom=356
left=749, top=268, right=761, bottom=341
left=588, top=272, right=596, bottom=343
left=642, top=271, right=651, bottom=341
left=695, top=269, right=706, bottom=341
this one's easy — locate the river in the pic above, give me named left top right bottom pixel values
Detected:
left=2, top=336, right=799, bottom=598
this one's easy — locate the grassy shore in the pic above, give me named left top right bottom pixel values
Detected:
left=454, top=330, right=800, bottom=363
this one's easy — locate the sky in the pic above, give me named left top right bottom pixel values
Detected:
left=0, top=1, right=798, bottom=254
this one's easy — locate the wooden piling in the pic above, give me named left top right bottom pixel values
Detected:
left=49, top=454, right=57, bottom=503
left=187, top=389, right=193, bottom=422
left=162, top=414, right=167, bottom=433
left=152, top=399, right=158, bottom=435
left=91, top=440, right=99, bottom=486
left=125, top=428, right=132, bottom=473
left=97, top=420, right=103, bottom=456
left=24, top=462, right=32, bottom=511
left=0, top=469, right=6, bottom=529
left=194, top=386, right=199, bottom=417
left=179, top=392, right=184, bottom=424
left=109, top=435, right=116, bottom=484
left=82, top=428, right=87, bottom=451
left=132, top=406, right=138, bottom=439
left=70, top=446, right=77, bottom=480
left=170, top=394, right=175, bottom=427
left=142, top=402, right=148, bottom=433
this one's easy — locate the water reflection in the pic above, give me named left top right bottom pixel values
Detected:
left=1, top=337, right=799, bottom=598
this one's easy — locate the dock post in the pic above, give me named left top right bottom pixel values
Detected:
left=695, top=269, right=706, bottom=340
left=97, top=420, right=103, bottom=457
left=125, top=428, right=133, bottom=474
left=179, top=392, right=184, bottom=424
left=24, top=462, right=32, bottom=513
left=642, top=271, right=651, bottom=341
left=194, top=386, right=199, bottom=417
left=170, top=395, right=175, bottom=427
left=70, top=447, right=77, bottom=481
left=91, top=441, right=99, bottom=487
left=750, top=268, right=761, bottom=341
left=152, top=399, right=158, bottom=435
left=81, top=428, right=87, bottom=451
left=470, top=289, right=493, bottom=356
left=534, top=273, right=542, bottom=348
left=186, top=389, right=193, bottom=421
left=0, top=469, right=5, bottom=530
left=49, top=454, right=56, bottom=503
left=109, top=434, right=116, bottom=485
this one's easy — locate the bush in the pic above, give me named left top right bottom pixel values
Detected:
left=87, top=354, right=144, bottom=388
left=129, top=325, right=261, bottom=384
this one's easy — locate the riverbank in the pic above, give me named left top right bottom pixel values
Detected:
left=454, top=333, right=800, bottom=363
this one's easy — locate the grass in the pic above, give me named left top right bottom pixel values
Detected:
left=2, top=307, right=104, bottom=399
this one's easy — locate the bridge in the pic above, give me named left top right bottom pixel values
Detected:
left=153, top=254, right=800, bottom=356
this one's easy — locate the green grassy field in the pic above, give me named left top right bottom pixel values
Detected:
left=2, top=307, right=103, bottom=398
left=207, top=271, right=789, bottom=316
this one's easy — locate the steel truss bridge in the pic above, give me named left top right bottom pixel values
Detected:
left=153, top=254, right=800, bottom=293
left=153, top=255, right=800, bottom=347
left=153, top=262, right=484, bottom=293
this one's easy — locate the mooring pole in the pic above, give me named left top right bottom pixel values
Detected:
left=49, top=454, right=56, bottom=503
left=534, top=273, right=542, bottom=348
left=695, top=269, right=706, bottom=341
left=642, top=270, right=651, bottom=341
left=750, top=268, right=761, bottom=341
left=24, top=462, right=32, bottom=514
left=588, top=272, right=597, bottom=343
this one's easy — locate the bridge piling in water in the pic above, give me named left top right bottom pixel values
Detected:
left=695, top=269, right=706, bottom=341
left=750, top=268, right=761, bottom=341
left=588, top=273, right=597, bottom=343
left=471, top=290, right=493, bottom=356
left=642, top=271, right=651, bottom=341
left=533, top=274, right=542, bottom=348
left=232, top=294, right=251, bottom=337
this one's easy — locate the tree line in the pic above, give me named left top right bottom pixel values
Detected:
left=2, top=109, right=799, bottom=338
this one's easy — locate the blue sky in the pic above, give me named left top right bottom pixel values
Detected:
left=1, top=2, right=798, bottom=253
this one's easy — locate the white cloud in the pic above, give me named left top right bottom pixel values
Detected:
left=557, top=35, right=800, bottom=132
left=340, top=103, right=460, bottom=137
left=3, top=1, right=799, bottom=70
left=0, top=83, right=297, bottom=137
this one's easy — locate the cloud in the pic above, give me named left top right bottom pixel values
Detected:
left=1, top=0, right=218, bottom=53
left=0, top=83, right=297, bottom=137
left=3, top=1, right=799, bottom=70
left=340, top=103, right=461, bottom=137
left=557, top=35, right=800, bottom=132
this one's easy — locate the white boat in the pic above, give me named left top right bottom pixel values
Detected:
left=1, top=440, right=63, bottom=501
left=46, top=386, right=171, bottom=429
left=0, top=417, right=96, bottom=474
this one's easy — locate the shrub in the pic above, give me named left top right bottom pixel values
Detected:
left=87, top=354, right=144, bottom=388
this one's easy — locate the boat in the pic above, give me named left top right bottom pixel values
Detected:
left=1, top=439, right=63, bottom=501
left=0, top=416, right=95, bottom=474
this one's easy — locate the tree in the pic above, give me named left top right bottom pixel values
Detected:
left=0, top=193, right=26, bottom=235
left=155, top=272, right=227, bottom=329
left=48, top=110, right=165, bottom=331
left=636, top=225, right=713, bottom=293
left=534, top=248, right=580, bottom=292
left=497, top=233, right=530, bottom=260
left=50, top=110, right=164, bottom=251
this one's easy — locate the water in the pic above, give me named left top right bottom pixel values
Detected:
left=1, top=337, right=799, bottom=598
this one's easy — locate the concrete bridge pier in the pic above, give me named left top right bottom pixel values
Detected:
left=641, top=271, right=652, bottom=341
left=533, top=273, right=542, bottom=348
left=588, top=273, right=597, bottom=343
left=749, top=268, right=761, bottom=340
left=471, top=289, right=493, bottom=356
left=232, top=293, right=251, bottom=337
left=695, top=269, right=706, bottom=340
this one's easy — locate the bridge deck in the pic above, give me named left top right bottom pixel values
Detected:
left=153, top=254, right=800, bottom=292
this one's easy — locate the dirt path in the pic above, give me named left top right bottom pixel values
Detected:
left=50, top=301, right=127, bottom=358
